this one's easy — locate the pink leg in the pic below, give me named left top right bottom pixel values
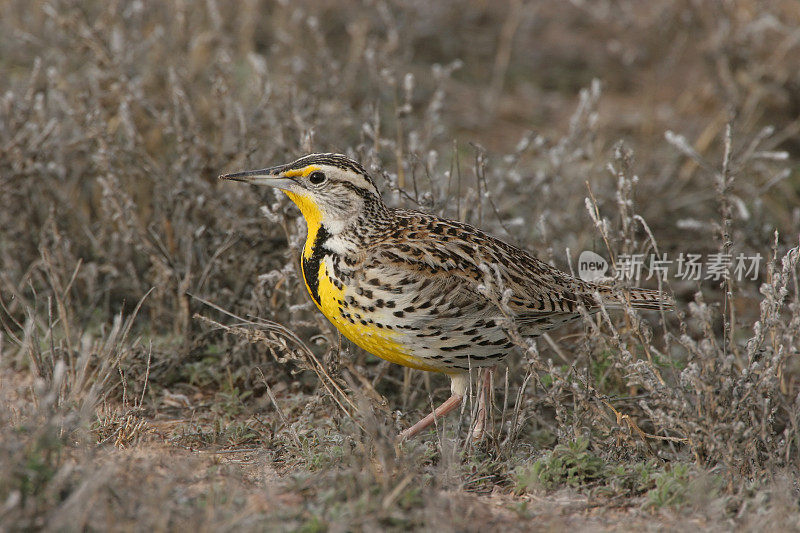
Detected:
left=398, top=394, right=463, bottom=441
left=398, top=374, right=468, bottom=441
left=471, top=367, right=494, bottom=441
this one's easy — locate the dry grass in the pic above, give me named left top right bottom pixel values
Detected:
left=1, top=0, right=800, bottom=530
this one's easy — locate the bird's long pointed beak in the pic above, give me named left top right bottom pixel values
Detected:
left=218, top=166, right=290, bottom=187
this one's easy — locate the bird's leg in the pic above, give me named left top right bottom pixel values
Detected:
left=471, top=366, right=494, bottom=441
left=398, top=374, right=467, bottom=441
left=398, top=395, right=462, bottom=441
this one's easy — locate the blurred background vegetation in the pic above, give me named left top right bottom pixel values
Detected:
left=1, top=0, right=799, bottom=530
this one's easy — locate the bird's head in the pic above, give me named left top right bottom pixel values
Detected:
left=220, top=153, right=385, bottom=236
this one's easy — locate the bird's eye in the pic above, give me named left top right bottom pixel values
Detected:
left=308, top=171, right=326, bottom=185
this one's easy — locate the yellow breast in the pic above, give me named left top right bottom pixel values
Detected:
left=282, top=187, right=444, bottom=373
left=309, top=261, right=444, bottom=373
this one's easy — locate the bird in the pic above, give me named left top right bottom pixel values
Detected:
left=220, top=153, right=672, bottom=440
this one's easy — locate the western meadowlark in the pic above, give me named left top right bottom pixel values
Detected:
left=221, top=153, right=672, bottom=440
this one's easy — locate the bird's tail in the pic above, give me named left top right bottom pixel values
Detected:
left=594, top=285, right=674, bottom=311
